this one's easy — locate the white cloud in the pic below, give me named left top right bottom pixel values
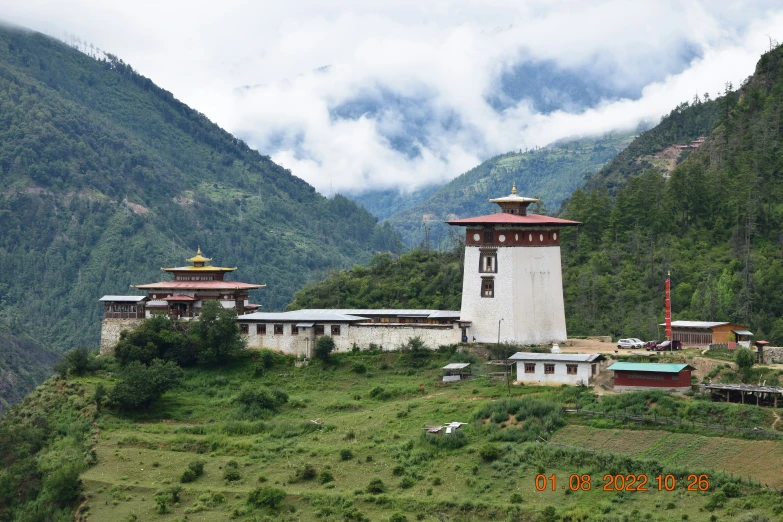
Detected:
left=2, top=0, right=782, bottom=196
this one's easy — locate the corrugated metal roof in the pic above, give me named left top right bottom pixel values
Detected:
left=296, top=322, right=315, bottom=327
left=99, top=295, right=147, bottom=302
left=508, top=352, right=603, bottom=362
left=237, top=311, right=369, bottom=322
left=733, top=330, right=754, bottom=336
left=293, top=308, right=459, bottom=319
left=146, top=300, right=167, bottom=307
left=607, top=362, right=694, bottom=373
left=659, top=320, right=729, bottom=328
left=442, top=363, right=470, bottom=369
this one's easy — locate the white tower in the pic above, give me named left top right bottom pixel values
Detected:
left=447, top=184, right=579, bottom=345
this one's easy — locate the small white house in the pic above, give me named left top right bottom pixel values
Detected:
left=509, top=352, right=603, bottom=385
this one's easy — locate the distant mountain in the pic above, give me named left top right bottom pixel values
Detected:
left=346, top=184, right=440, bottom=221
left=383, top=133, right=635, bottom=246
left=0, top=26, right=398, bottom=407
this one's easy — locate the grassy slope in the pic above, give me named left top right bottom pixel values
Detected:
left=384, top=133, right=635, bottom=246
left=53, top=351, right=783, bottom=522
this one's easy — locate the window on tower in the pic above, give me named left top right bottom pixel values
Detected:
left=479, top=251, right=497, bottom=273
left=481, top=277, right=494, bottom=298
left=484, top=230, right=494, bottom=244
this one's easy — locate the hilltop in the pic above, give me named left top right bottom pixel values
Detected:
left=0, top=26, right=399, bottom=403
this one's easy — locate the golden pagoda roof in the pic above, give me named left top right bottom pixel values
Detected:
left=161, top=247, right=237, bottom=272
left=187, top=247, right=211, bottom=264
left=488, top=182, right=539, bottom=204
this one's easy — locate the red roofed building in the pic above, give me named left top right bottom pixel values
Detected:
left=447, top=184, right=579, bottom=345
left=132, top=248, right=265, bottom=319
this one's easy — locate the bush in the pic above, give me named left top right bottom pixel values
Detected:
left=390, top=514, right=408, bottom=522
left=318, top=470, right=334, bottom=484
left=479, top=444, right=499, bottom=462
left=235, top=384, right=288, bottom=417
left=247, top=486, right=286, bottom=509
left=722, top=482, right=742, bottom=498
left=399, top=336, right=430, bottom=367
left=53, top=347, right=95, bottom=377
left=510, top=492, right=523, bottom=504
left=399, top=476, right=415, bottom=489
left=188, top=460, right=205, bottom=477
left=190, top=300, right=244, bottom=365
left=352, top=362, right=367, bottom=374
left=109, top=359, right=183, bottom=411
left=291, top=464, right=317, bottom=482
left=340, top=449, right=354, bottom=461
left=180, top=468, right=197, bottom=483
left=223, top=469, right=241, bottom=481
left=314, top=336, right=335, bottom=362
left=366, top=478, right=386, bottom=494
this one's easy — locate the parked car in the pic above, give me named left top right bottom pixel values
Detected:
left=629, top=338, right=644, bottom=348
left=644, top=340, right=660, bottom=350
left=617, top=338, right=644, bottom=349
left=654, top=340, right=682, bottom=351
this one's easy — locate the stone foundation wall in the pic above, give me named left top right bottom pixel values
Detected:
left=100, top=318, right=143, bottom=354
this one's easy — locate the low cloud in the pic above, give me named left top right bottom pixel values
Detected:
left=4, top=1, right=782, bottom=195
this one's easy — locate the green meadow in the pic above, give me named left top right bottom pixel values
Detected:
left=49, top=349, right=783, bottom=522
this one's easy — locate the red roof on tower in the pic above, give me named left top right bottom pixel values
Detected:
left=446, top=213, right=580, bottom=226
left=133, top=281, right=263, bottom=290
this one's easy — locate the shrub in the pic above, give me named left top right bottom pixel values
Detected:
left=390, top=514, right=408, bottom=522
left=53, top=347, right=95, bottom=377
left=510, top=492, right=523, bottom=504
left=392, top=465, right=405, bottom=476
left=479, top=444, right=499, bottom=462
left=109, top=359, right=183, bottom=410
left=188, top=460, right=205, bottom=477
left=247, top=486, right=286, bottom=509
left=224, top=469, right=241, bottom=481
left=318, top=470, right=334, bottom=484
left=314, top=336, right=335, bottom=362
left=180, top=469, right=196, bottom=483
left=235, top=384, right=288, bottom=417
left=366, top=478, right=386, bottom=494
left=722, top=482, right=741, bottom=498
left=352, top=362, right=367, bottom=374
left=291, top=464, right=317, bottom=482
left=399, top=476, right=415, bottom=489
left=340, top=449, right=354, bottom=461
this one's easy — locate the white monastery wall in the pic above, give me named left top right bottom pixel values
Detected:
left=242, top=323, right=461, bottom=357
left=100, top=318, right=144, bottom=355
left=461, top=245, right=567, bottom=345
left=514, top=360, right=595, bottom=385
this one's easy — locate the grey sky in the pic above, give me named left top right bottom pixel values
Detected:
left=3, top=1, right=781, bottom=195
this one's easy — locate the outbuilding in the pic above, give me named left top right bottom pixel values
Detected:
left=509, top=352, right=603, bottom=385
left=662, top=321, right=752, bottom=347
left=608, top=362, right=694, bottom=392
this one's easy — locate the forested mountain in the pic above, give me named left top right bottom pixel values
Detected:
left=295, top=46, right=783, bottom=346
left=0, top=328, right=58, bottom=414
left=287, top=248, right=463, bottom=311
left=346, top=184, right=440, bottom=221
left=560, top=44, right=783, bottom=342
left=583, top=91, right=732, bottom=193
left=384, top=133, right=635, bottom=246
left=0, top=26, right=398, bottom=403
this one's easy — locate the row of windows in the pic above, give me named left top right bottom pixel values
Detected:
left=240, top=324, right=341, bottom=336
left=479, top=230, right=558, bottom=245
left=174, top=275, right=216, bottom=281
left=523, top=363, right=579, bottom=375
left=107, top=304, right=140, bottom=312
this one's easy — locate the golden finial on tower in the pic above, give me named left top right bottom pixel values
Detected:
left=511, top=182, right=517, bottom=195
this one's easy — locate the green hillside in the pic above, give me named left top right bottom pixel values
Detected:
left=560, top=44, right=783, bottom=342
left=385, top=133, right=634, bottom=246
left=0, top=27, right=397, bottom=353
left=0, top=327, right=59, bottom=414
left=287, top=248, right=464, bottom=311
left=6, top=348, right=783, bottom=522
left=583, top=92, right=733, bottom=193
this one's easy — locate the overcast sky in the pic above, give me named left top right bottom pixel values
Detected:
left=3, top=1, right=783, bottom=195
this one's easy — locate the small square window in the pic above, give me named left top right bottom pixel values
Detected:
left=315, top=325, right=325, bottom=335
left=331, top=325, right=341, bottom=336
left=524, top=363, right=535, bottom=374
left=240, top=324, right=249, bottom=334
left=566, top=364, right=577, bottom=375
left=274, top=324, right=284, bottom=335
left=291, top=325, right=299, bottom=335
left=544, top=364, right=555, bottom=374
left=481, top=277, right=494, bottom=298
left=257, top=324, right=266, bottom=335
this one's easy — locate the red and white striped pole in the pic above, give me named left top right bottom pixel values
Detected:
left=665, top=271, right=672, bottom=341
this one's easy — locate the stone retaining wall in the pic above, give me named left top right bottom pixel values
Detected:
left=100, top=318, right=143, bottom=354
